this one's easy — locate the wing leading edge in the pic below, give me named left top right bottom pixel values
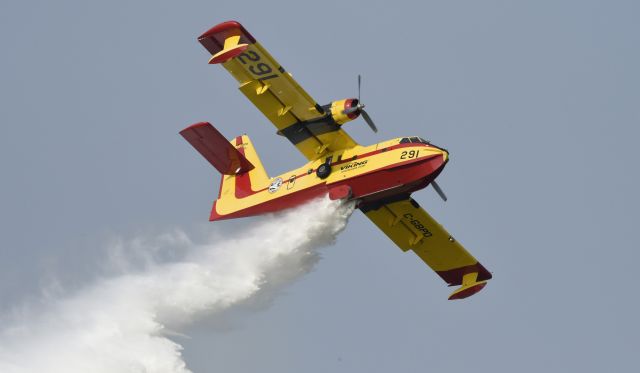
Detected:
left=360, top=196, right=492, bottom=300
left=198, top=21, right=358, bottom=161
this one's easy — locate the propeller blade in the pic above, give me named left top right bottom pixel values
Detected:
left=361, top=109, right=378, bottom=133
left=358, top=74, right=361, bottom=102
left=431, top=180, right=448, bottom=201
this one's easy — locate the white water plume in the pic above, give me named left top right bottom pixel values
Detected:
left=0, top=197, right=354, bottom=373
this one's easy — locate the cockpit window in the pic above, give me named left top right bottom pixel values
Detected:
left=401, top=137, right=430, bottom=144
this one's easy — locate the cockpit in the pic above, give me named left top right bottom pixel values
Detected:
left=400, top=137, right=430, bottom=145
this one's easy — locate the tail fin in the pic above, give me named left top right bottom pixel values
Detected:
left=181, top=122, right=269, bottom=221
left=233, top=134, right=269, bottom=185
left=213, top=134, right=269, bottom=220
left=180, top=122, right=254, bottom=175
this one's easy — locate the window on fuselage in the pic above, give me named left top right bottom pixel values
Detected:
left=410, top=137, right=421, bottom=143
left=400, top=138, right=410, bottom=144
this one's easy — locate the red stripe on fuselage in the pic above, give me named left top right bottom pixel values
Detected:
left=211, top=182, right=329, bottom=220
left=345, top=155, right=446, bottom=202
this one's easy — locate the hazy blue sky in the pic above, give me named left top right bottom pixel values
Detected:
left=1, top=0, right=639, bottom=372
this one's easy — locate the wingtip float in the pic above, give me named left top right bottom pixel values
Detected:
left=180, top=20, right=492, bottom=300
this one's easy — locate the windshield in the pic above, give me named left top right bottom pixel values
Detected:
left=400, top=137, right=430, bottom=144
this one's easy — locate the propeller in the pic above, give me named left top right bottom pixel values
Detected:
left=343, top=75, right=378, bottom=133
left=431, top=180, right=448, bottom=202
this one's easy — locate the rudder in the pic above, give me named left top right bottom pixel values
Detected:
left=212, top=134, right=269, bottom=220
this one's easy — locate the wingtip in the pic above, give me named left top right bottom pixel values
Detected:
left=198, top=20, right=256, bottom=43
left=199, top=20, right=241, bottom=40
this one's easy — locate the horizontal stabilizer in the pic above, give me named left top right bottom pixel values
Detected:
left=180, top=122, right=254, bottom=175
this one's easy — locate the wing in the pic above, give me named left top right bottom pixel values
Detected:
left=198, top=21, right=358, bottom=161
left=360, top=196, right=492, bottom=300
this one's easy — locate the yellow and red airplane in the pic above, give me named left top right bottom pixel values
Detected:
left=180, top=21, right=492, bottom=300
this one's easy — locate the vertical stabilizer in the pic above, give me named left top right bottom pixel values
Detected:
left=181, top=123, right=269, bottom=221
left=211, top=134, right=269, bottom=221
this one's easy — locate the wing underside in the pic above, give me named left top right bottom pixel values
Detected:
left=361, top=196, right=492, bottom=300
left=198, top=21, right=357, bottom=161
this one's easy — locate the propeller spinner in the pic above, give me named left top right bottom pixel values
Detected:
left=343, top=75, right=378, bottom=133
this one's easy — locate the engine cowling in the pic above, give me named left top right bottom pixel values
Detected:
left=323, top=98, right=360, bottom=125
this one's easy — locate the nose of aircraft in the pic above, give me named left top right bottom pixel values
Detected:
left=439, top=148, right=449, bottom=163
left=414, top=145, right=449, bottom=177
left=425, top=145, right=448, bottom=165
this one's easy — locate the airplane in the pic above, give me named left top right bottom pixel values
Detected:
left=180, top=21, right=492, bottom=300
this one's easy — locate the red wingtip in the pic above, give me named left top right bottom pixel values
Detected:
left=199, top=21, right=247, bottom=40
left=198, top=21, right=256, bottom=56
left=436, top=263, right=493, bottom=285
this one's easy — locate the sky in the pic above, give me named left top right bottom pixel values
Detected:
left=1, top=0, right=639, bottom=372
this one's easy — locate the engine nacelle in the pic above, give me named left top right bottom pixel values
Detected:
left=322, top=98, right=360, bottom=125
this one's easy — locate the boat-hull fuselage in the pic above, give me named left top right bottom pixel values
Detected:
left=210, top=137, right=448, bottom=220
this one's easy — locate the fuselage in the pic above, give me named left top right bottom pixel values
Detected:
left=210, top=136, right=449, bottom=220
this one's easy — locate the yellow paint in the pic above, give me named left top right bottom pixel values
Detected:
left=210, top=35, right=248, bottom=63
left=218, top=43, right=357, bottom=161
left=462, top=272, right=479, bottom=286
left=363, top=196, right=478, bottom=272
left=330, top=99, right=351, bottom=124
left=223, top=35, right=241, bottom=50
